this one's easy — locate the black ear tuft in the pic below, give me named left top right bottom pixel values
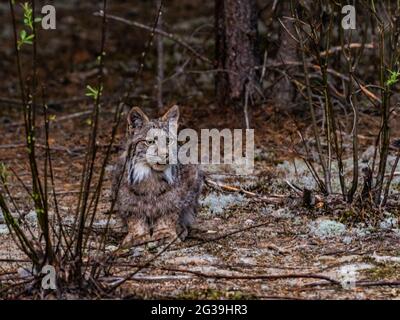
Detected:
left=127, top=107, right=149, bottom=131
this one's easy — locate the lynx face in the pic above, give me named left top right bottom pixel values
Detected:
left=126, top=105, right=179, bottom=185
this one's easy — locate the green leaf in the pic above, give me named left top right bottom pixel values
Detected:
left=21, top=2, right=33, bottom=30
left=0, top=163, right=8, bottom=183
left=85, top=85, right=97, bottom=95
left=386, top=69, right=400, bottom=87
left=17, top=30, right=34, bottom=49
left=85, top=84, right=103, bottom=100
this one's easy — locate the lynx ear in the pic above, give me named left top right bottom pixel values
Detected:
left=161, top=105, right=179, bottom=127
left=127, top=107, right=149, bottom=131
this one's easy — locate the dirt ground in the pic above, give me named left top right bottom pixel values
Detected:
left=1, top=100, right=400, bottom=299
left=1, top=1, right=400, bottom=299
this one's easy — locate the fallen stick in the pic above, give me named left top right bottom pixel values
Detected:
left=303, top=279, right=400, bottom=289
left=0, top=142, right=119, bottom=155
left=7, top=110, right=93, bottom=128
left=159, top=267, right=341, bottom=285
left=0, top=143, right=83, bottom=156
left=106, top=234, right=181, bottom=292
left=6, top=108, right=119, bottom=128
left=179, top=221, right=273, bottom=250
left=205, top=178, right=286, bottom=204
left=102, top=274, right=194, bottom=284
left=385, top=172, right=400, bottom=177
left=356, top=280, right=400, bottom=287
left=320, top=43, right=376, bottom=57
left=0, top=96, right=87, bottom=108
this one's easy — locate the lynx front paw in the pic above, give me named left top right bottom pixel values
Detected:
left=152, top=216, right=180, bottom=243
left=121, top=234, right=145, bottom=248
left=152, top=228, right=179, bottom=244
left=120, top=219, right=150, bottom=248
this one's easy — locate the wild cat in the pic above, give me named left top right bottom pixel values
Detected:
left=111, top=105, right=203, bottom=247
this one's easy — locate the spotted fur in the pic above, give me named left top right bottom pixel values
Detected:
left=111, top=105, right=203, bottom=247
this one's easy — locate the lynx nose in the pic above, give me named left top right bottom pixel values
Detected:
left=156, top=148, right=169, bottom=164
left=158, top=153, right=169, bottom=164
left=158, top=147, right=169, bottom=163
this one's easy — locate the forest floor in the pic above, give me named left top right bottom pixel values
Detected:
left=1, top=102, right=400, bottom=299
left=1, top=1, right=400, bottom=299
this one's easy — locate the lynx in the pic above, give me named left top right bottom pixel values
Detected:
left=111, top=105, right=203, bottom=247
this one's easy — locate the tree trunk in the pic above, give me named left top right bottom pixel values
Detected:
left=215, top=0, right=259, bottom=106
left=274, top=1, right=297, bottom=109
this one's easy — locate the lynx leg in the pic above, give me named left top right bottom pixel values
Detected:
left=121, top=218, right=150, bottom=248
left=177, top=207, right=195, bottom=240
left=153, top=215, right=180, bottom=243
left=176, top=222, right=188, bottom=241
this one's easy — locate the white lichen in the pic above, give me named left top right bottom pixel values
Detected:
left=200, top=193, right=246, bottom=214
left=24, top=210, right=38, bottom=225
left=277, top=159, right=317, bottom=189
left=351, top=225, right=372, bottom=237
left=379, top=216, right=398, bottom=230
left=276, top=146, right=400, bottom=194
left=266, top=207, right=294, bottom=219
left=0, top=224, right=9, bottom=235
left=309, top=219, right=346, bottom=238
left=342, top=236, right=353, bottom=244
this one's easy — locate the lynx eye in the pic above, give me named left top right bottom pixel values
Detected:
left=145, top=139, right=156, bottom=146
